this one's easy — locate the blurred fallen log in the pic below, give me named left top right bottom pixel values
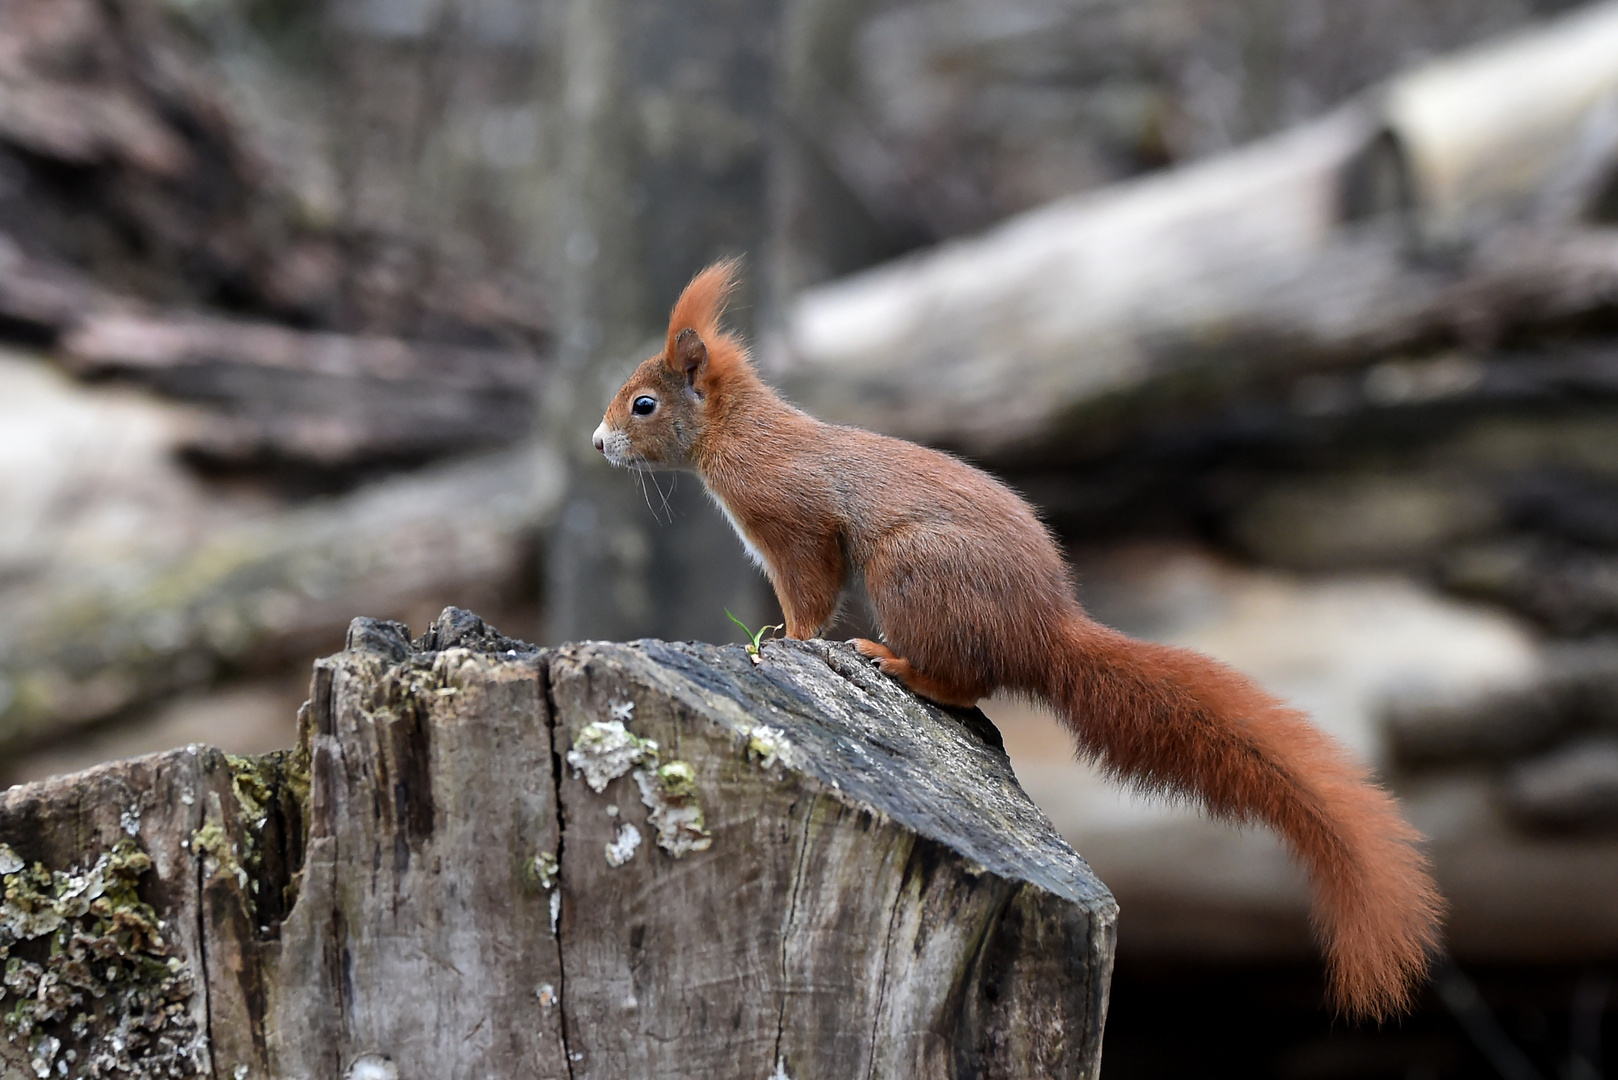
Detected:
left=0, top=0, right=549, bottom=344
left=1387, top=641, right=1618, bottom=769
left=783, top=174, right=1618, bottom=464
left=0, top=246, right=546, bottom=471
left=0, top=0, right=268, bottom=310
left=0, top=0, right=553, bottom=479
left=1387, top=642, right=1618, bottom=835
left=61, top=311, right=545, bottom=468
left=1441, top=536, right=1618, bottom=636
left=1504, top=737, right=1618, bottom=831
left=0, top=442, right=564, bottom=756
left=0, top=236, right=122, bottom=341
left=1382, top=3, right=1618, bottom=235
left=62, top=312, right=540, bottom=390
left=777, top=2, right=1618, bottom=463
left=0, top=611, right=1116, bottom=1079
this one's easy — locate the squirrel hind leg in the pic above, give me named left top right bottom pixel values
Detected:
left=853, top=639, right=984, bottom=708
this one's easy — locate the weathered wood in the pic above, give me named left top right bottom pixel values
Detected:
left=0, top=609, right=1115, bottom=1078
left=542, top=634, right=1113, bottom=1079
left=0, top=743, right=298, bottom=1079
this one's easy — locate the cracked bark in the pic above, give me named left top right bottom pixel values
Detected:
left=542, top=660, right=580, bottom=1080
left=0, top=608, right=1115, bottom=1079
left=770, top=800, right=817, bottom=1075
left=194, top=854, right=215, bottom=1077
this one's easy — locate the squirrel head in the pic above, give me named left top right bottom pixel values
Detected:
left=593, top=258, right=752, bottom=472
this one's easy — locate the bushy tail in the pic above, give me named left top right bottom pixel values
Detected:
left=1046, top=615, right=1443, bottom=1020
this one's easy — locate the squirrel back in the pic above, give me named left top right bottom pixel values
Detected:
left=593, top=260, right=1443, bottom=1020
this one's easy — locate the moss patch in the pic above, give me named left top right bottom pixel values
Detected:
left=523, top=852, right=559, bottom=893
left=564, top=717, right=713, bottom=858
left=565, top=719, right=659, bottom=793
left=0, top=839, right=203, bottom=1078
left=634, top=762, right=712, bottom=858
left=210, top=749, right=309, bottom=932
left=191, top=819, right=245, bottom=890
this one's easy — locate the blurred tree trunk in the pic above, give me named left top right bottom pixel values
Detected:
left=545, top=0, right=784, bottom=643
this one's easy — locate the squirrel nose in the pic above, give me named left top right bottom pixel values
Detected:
left=591, top=422, right=608, bottom=454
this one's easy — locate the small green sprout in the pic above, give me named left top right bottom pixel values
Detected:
left=726, top=609, right=782, bottom=665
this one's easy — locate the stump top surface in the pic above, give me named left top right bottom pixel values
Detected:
left=357, top=608, right=1113, bottom=913
left=603, top=636, right=1114, bottom=911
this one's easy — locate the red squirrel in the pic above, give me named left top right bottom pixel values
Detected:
left=591, top=259, right=1443, bottom=1020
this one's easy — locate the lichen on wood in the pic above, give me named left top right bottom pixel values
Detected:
left=1, top=837, right=202, bottom=1079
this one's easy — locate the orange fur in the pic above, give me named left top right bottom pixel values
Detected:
left=664, top=257, right=740, bottom=360
left=595, top=261, right=1444, bottom=1020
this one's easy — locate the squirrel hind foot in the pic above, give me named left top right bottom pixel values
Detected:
left=852, top=638, right=896, bottom=662
left=852, top=639, right=983, bottom=708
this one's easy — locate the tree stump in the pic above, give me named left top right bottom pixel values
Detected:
left=0, top=609, right=1116, bottom=1079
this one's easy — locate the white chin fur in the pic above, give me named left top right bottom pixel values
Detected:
left=598, top=427, right=636, bottom=468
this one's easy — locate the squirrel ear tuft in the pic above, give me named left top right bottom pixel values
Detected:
left=672, top=327, right=707, bottom=386
left=665, top=258, right=739, bottom=351
left=664, top=259, right=748, bottom=389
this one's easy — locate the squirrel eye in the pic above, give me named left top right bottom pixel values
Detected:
left=631, top=396, right=657, bottom=416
